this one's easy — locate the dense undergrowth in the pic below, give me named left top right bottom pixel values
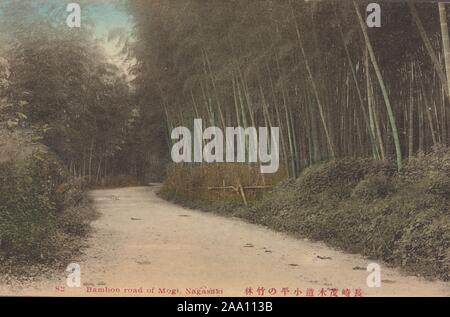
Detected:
left=162, top=163, right=286, bottom=203
left=161, top=147, right=450, bottom=281
left=0, top=129, right=98, bottom=278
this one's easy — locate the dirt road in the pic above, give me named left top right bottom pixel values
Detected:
left=1, top=186, right=449, bottom=297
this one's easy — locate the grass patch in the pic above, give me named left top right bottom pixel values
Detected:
left=161, top=163, right=286, bottom=204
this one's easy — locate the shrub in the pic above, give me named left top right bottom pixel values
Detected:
left=0, top=129, right=96, bottom=265
left=0, top=157, right=58, bottom=259
left=422, top=172, right=450, bottom=198
left=351, top=174, right=394, bottom=201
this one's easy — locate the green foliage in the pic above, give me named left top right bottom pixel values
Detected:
left=351, top=174, right=394, bottom=202
left=0, top=130, right=96, bottom=264
left=0, top=157, right=57, bottom=259
left=0, top=1, right=139, bottom=183
left=0, top=162, right=54, bottom=258
left=259, top=152, right=450, bottom=280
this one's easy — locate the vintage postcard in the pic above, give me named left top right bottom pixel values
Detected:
left=0, top=0, right=449, bottom=304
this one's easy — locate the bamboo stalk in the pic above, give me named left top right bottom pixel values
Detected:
left=409, top=3, right=450, bottom=99
left=354, top=0, right=402, bottom=171
left=290, top=2, right=336, bottom=159
left=439, top=3, right=450, bottom=102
